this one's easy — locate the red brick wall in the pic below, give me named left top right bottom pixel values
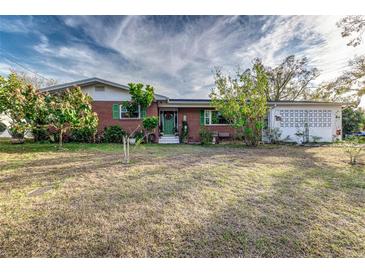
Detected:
left=92, top=101, right=159, bottom=140
left=92, top=102, right=236, bottom=143
left=177, top=108, right=236, bottom=143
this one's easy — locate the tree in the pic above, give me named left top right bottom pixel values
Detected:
left=125, top=83, right=154, bottom=117
left=142, top=116, right=158, bottom=143
left=210, top=61, right=268, bottom=146
left=314, top=55, right=365, bottom=105
left=0, top=73, right=45, bottom=141
left=264, top=55, right=319, bottom=101
left=342, top=107, right=365, bottom=136
left=337, top=16, right=365, bottom=47
left=9, top=69, right=57, bottom=89
left=120, top=83, right=155, bottom=164
left=44, top=87, right=98, bottom=148
left=317, top=16, right=365, bottom=105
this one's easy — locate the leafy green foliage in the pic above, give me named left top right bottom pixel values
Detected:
left=70, top=127, right=97, bottom=143
left=44, top=87, right=98, bottom=147
left=132, top=130, right=145, bottom=143
left=342, top=136, right=364, bottom=165
left=342, top=107, right=365, bottom=136
left=127, top=82, right=154, bottom=109
left=210, top=61, right=268, bottom=146
left=32, top=127, right=49, bottom=142
left=199, top=127, right=213, bottom=145
left=142, top=116, right=158, bottom=132
left=142, top=116, right=158, bottom=143
left=0, top=73, right=45, bottom=139
left=103, top=125, right=126, bottom=143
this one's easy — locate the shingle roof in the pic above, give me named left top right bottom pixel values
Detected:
left=40, top=77, right=169, bottom=100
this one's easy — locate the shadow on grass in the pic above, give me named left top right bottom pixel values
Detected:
left=161, top=147, right=365, bottom=257
left=0, top=145, right=364, bottom=257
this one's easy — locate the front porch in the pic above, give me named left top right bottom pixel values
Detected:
left=158, top=109, right=179, bottom=144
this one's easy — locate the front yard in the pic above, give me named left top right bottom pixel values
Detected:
left=0, top=140, right=364, bottom=257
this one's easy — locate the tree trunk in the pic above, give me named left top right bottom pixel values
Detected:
left=122, top=136, right=130, bottom=164
left=126, top=136, right=130, bottom=163
left=59, top=128, right=63, bottom=148
left=123, top=136, right=127, bottom=163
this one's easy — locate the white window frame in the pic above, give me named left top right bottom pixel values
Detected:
left=120, top=104, right=141, bottom=120
left=204, top=110, right=230, bottom=125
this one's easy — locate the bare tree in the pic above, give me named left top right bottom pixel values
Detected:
left=264, top=55, right=319, bottom=101
left=337, top=16, right=365, bottom=47
left=9, top=69, right=57, bottom=89
left=314, top=56, right=365, bottom=105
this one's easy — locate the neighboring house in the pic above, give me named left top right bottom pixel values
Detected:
left=41, top=78, right=343, bottom=144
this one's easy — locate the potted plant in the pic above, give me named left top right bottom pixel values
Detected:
left=130, top=131, right=144, bottom=144
left=174, top=127, right=179, bottom=136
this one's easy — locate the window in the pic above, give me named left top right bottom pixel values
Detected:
left=204, top=110, right=229, bottom=125
left=120, top=103, right=140, bottom=119
left=95, top=85, right=105, bottom=92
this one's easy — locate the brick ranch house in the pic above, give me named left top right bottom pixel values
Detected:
left=40, top=77, right=343, bottom=144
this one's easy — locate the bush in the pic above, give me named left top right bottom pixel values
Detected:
left=103, top=125, right=126, bottom=143
left=342, top=107, right=365, bottom=137
left=199, top=127, right=213, bottom=145
left=32, top=127, right=49, bottom=142
left=8, top=126, right=24, bottom=139
left=0, top=121, right=7, bottom=134
left=142, top=116, right=159, bottom=132
left=180, top=120, right=189, bottom=143
left=142, top=116, right=158, bottom=143
left=343, top=136, right=364, bottom=165
left=70, top=127, right=96, bottom=143
left=132, top=130, right=145, bottom=143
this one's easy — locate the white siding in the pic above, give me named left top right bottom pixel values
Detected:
left=268, top=105, right=342, bottom=143
left=82, top=85, right=132, bottom=101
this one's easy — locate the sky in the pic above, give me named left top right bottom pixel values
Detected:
left=0, top=15, right=364, bottom=102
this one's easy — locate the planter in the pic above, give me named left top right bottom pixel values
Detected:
left=129, top=138, right=136, bottom=145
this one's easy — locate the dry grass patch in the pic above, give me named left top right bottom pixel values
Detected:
left=0, top=141, right=364, bottom=257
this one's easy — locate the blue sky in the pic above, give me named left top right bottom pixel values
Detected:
left=0, top=15, right=364, bottom=99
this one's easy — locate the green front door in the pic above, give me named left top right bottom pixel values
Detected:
left=163, top=112, right=175, bottom=135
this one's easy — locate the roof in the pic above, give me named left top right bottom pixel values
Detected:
left=40, top=78, right=342, bottom=106
left=168, top=98, right=343, bottom=106
left=40, top=77, right=169, bottom=100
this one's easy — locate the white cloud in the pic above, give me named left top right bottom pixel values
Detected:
left=9, top=16, right=364, bottom=100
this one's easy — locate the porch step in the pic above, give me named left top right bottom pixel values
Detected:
left=158, top=135, right=180, bottom=144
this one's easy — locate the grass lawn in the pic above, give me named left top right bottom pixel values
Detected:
left=0, top=139, right=364, bottom=257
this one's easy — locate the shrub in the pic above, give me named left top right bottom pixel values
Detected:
left=310, top=135, right=322, bottom=143
left=8, top=126, right=25, bottom=139
left=103, top=125, right=126, bottom=143
left=132, top=130, right=145, bottom=143
left=0, top=121, right=6, bottom=134
left=199, top=127, right=213, bottom=145
left=70, top=127, right=96, bottom=143
left=142, top=116, right=158, bottom=132
left=142, top=116, right=159, bottom=143
left=265, top=128, right=282, bottom=144
left=32, top=127, right=49, bottom=142
left=180, top=120, right=189, bottom=143
left=342, top=107, right=365, bottom=137
left=343, top=136, right=363, bottom=165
